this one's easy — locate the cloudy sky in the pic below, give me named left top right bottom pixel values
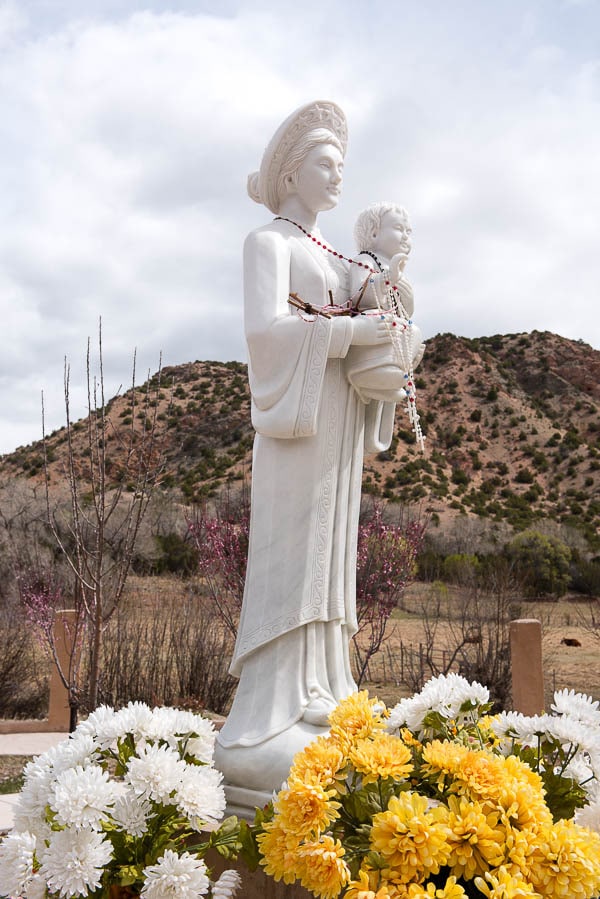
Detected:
left=1, top=0, right=599, bottom=454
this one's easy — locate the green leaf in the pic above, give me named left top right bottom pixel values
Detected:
left=539, top=771, right=587, bottom=822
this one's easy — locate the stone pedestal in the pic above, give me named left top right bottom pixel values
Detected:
left=47, top=610, right=77, bottom=731
left=209, top=849, right=311, bottom=899
left=510, top=618, right=544, bottom=715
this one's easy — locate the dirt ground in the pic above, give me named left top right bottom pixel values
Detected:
left=126, top=575, right=600, bottom=708
left=360, top=582, right=600, bottom=709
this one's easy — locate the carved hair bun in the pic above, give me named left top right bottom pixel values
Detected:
left=247, top=171, right=262, bottom=205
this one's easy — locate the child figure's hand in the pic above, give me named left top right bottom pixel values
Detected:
left=389, top=252, right=409, bottom=284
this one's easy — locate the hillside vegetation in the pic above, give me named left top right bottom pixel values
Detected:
left=1, top=330, right=599, bottom=551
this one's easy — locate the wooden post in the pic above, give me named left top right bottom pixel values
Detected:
left=510, top=618, right=544, bottom=715
left=47, top=610, right=77, bottom=731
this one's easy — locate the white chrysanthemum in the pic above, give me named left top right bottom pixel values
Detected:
left=436, top=672, right=489, bottom=715
left=491, top=710, right=524, bottom=740
left=387, top=673, right=489, bottom=734
left=76, top=705, right=120, bottom=747
left=50, top=764, right=123, bottom=830
left=575, top=797, right=600, bottom=833
left=174, top=709, right=208, bottom=735
left=126, top=742, right=186, bottom=803
left=211, top=869, right=242, bottom=899
left=175, top=765, right=226, bottom=828
left=28, top=736, right=96, bottom=778
left=176, top=713, right=216, bottom=763
left=103, top=701, right=156, bottom=745
left=57, top=734, right=100, bottom=771
left=12, top=808, right=52, bottom=847
left=141, top=849, right=210, bottom=899
left=494, top=709, right=599, bottom=753
left=531, top=714, right=596, bottom=758
left=13, top=770, right=54, bottom=828
left=552, top=689, right=600, bottom=726
left=492, top=712, right=550, bottom=746
left=112, top=789, right=153, bottom=836
left=0, top=830, right=37, bottom=897
left=387, top=692, right=432, bottom=732
left=185, top=732, right=216, bottom=764
left=563, top=754, right=595, bottom=788
left=143, top=707, right=186, bottom=746
left=39, top=828, right=113, bottom=898
left=22, top=871, right=47, bottom=899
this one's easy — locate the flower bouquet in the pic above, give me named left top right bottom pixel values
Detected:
left=254, top=675, right=600, bottom=899
left=0, top=703, right=246, bottom=899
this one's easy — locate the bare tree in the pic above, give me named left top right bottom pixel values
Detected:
left=28, top=323, right=167, bottom=721
left=402, top=558, right=519, bottom=710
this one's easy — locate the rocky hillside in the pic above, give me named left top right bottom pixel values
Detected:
left=2, top=331, right=599, bottom=550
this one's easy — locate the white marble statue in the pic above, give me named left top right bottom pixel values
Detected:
left=215, top=102, right=406, bottom=804
left=345, top=202, right=425, bottom=407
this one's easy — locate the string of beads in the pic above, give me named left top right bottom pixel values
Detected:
left=274, top=216, right=405, bottom=301
left=274, top=215, right=425, bottom=450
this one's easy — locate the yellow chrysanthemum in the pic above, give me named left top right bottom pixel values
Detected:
left=443, top=750, right=549, bottom=831
left=502, top=823, right=539, bottom=878
left=474, top=866, right=540, bottom=899
left=479, top=716, right=502, bottom=747
left=257, top=820, right=303, bottom=884
left=290, top=735, right=347, bottom=787
left=407, top=875, right=467, bottom=899
left=349, top=732, right=413, bottom=784
left=274, top=778, right=340, bottom=839
left=446, top=794, right=506, bottom=880
left=328, top=691, right=387, bottom=744
left=401, top=729, right=422, bottom=750
left=297, top=835, right=351, bottom=899
left=527, top=818, right=600, bottom=899
left=493, top=756, right=551, bottom=830
left=421, top=740, right=471, bottom=790
left=450, top=751, right=505, bottom=802
left=370, top=792, right=451, bottom=882
left=345, top=867, right=393, bottom=899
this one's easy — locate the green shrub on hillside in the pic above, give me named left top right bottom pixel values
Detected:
left=506, top=530, right=571, bottom=598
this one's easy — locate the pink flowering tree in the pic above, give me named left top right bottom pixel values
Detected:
left=354, top=504, right=426, bottom=686
left=16, top=568, right=85, bottom=729
left=191, top=490, right=425, bottom=685
left=189, top=487, right=249, bottom=638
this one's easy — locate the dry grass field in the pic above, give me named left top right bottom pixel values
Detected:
left=0, top=576, right=598, bottom=786
left=360, top=581, right=600, bottom=708
left=122, top=576, right=600, bottom=710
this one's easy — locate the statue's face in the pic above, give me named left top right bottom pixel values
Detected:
left=289, top=142, right=344, bottom=214
left=374, top=209, right=412, bottom=260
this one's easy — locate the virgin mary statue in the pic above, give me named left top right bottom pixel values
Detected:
left=215, top=101, right=401, bottom=800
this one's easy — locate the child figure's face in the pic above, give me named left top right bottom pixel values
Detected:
left=373, top=209, right=412, bottom=260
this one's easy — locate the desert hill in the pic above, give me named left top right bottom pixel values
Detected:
left=2, top=330, right=599, bottom=551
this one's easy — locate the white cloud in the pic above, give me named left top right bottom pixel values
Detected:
left=1, top=0, right=599, bottom=453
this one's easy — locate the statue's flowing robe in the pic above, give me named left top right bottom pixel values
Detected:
left=218, top=219, right=395, bottom=748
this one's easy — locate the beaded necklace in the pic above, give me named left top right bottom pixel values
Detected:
left=274, top=215, right=425, bottom=450
left=360, top=250, right=384, bottom=272
left=274, top=216, right=405, bottom=302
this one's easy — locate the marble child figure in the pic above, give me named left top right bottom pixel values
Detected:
left=344, top=202, right=425, bottom=414
left=351, top=202, right=414, bottom=317
left=215, top=102, right=404, bottom=804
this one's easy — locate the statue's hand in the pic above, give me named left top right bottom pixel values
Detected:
left=389, top=252, right=409, bottom=284
left=351, top=314, right=392, bottom=346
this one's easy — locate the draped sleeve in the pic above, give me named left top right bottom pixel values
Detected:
left=244, top=226, right=352, bottom=438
